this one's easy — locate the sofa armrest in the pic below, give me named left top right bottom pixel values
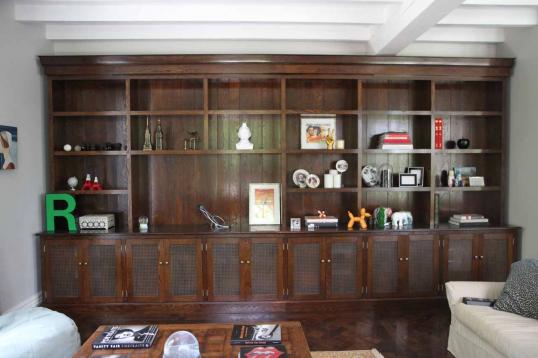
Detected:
left=445, top=281, right=505, bottom=311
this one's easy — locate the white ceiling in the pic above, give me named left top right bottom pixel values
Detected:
left=13, top=0, right=538, bottom=56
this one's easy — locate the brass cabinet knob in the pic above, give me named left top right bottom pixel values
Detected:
left=165, top=261, right=169, bottom=265
left=399, top=257, right=404, bottom=261
left=474, top=256, right=479, bottom=260
left=405, top=257, right=409, bottom=261
left=240, top=260, right=245, bottom=264
left=246, top=260, right=251, bottom=264
left=78, top=262, right=82, bottom=266
left=321, top=259, right=325, bottom=263
left=480, top=255, right=484, bottom=260
left=327, top=259, right=331, bottom=263
left=84, top=262, right=88, bottom=266
left=159, top=261, right=163, bottom=265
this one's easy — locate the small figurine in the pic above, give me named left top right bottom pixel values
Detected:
left=347, top=208, right=371, bottom=230
left=67, top=176, right=78, bottom=191
left=155, top=119, right=164, bottom=150
left=184, top=130, right=200, bottom=150
left=392, top=211, right=413, bottom=228
left=91, top=176, right=103, bottom=190
left=448, top=170, right=455, bottom=187
left=373, top=207, right=392, bottom=229
left=236, top=122, right=254, bottom=150
left=325, top=129, right=335, bottom=150
left=317, top=210, right=326, bottom=218
left=143, top=116, right=153, bottom=151
left=81, top=174, right=93, bottom=190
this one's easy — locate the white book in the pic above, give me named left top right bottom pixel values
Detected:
left=380, top=144, right=414, bottom=149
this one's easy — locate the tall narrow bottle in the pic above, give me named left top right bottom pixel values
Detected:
left=143, top=116, right=153, bottom=151
left=155, top=119, right=164, bottom=150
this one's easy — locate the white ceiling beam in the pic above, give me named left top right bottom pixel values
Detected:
left=417, top=26, right=504, bottom=42
left=464, top=0, right=538, bottom=6
left=46, top=23, right=372, bottom=41
left=15, top=2, right=390, bottom=24
left=368, top=0, right=465, bottom=55
left=440, top=6, right=538, bottom=26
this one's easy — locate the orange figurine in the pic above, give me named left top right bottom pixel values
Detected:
left=347, top=208, right=371, bottom=230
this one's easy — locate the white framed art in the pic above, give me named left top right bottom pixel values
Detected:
left=300, top=114, right=336, bottom=149
left=249, top=183, right=281, bottom=225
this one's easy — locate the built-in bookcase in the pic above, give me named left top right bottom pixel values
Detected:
left=46, top=56, right=510, bottom=231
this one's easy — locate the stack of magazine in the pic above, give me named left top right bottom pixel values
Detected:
left=449, top=214, right=489, bottom=227
left=231, top=324, right=288, bottom=358
left=92, top=325, right=158, bottom=349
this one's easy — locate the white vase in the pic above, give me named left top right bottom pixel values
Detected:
left=236, top=122, right=254, bottom=150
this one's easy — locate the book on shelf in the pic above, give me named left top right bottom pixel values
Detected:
left=452, top=214, right=485, bottom=220
left=92, top=325, right=158, bottom=349
left=239, top=345, right=288, bottom=358
left=231, top=324, right=282, bottom=345
left=380, top=144, right=414, bottom=150
left=449, top=219, right=490, bottom=227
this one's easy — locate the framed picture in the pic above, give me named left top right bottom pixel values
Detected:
left=249, top=183, right=281, bottom=225
left=399, top=173, right=418, bottom=187
left=407, top=167, right=424, bottom=186
left=300, top=114, right=336, bottom=149
left=0, top=125, right=17, bottom=170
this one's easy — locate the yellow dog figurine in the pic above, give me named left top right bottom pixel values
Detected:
left=348, top=208, right=371, bottom=230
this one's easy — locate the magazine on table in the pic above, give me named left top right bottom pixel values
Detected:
left=92, top=325, right=158, bottom=349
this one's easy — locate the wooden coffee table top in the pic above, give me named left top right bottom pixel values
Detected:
left=75, top=321, right=311, bottom=358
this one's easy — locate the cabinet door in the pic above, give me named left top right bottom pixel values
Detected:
left=407, top=235, right=439, bottom=297
left=443, top=234, right=479, bottom=282
left=247, top=238, right=284, bottom=301
left=206, top=239, right=241, bottom=301
left=367, top=236, right=402, bottom=298
left=480, top=233, right=513, bottom=281
left=288, top=238, right=324, bottom=300
left=84, top=239, right=123, bottom=303
left=43, top=240, right=83, bottom=303
left=166, top=239, right=204, bottom=301
left=326, top=237, right=362, bottom=299
left=125, top=239, right=164, bottom=302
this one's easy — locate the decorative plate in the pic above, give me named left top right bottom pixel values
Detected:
left=361, top=165, right=378, bottom=187
left=306, top=174, right=321, bottom=188
left=292, top=169, right=310, bottom=188
left=336, top=159, right=348, bottom=173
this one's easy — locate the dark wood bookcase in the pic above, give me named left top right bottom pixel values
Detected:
left=39, top=56, right=519, bottom=325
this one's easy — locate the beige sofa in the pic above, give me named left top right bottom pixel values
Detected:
left=446, top=281, right=538, bottom=358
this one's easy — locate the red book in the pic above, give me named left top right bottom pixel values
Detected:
left=435, top=118, right=443, bottom=149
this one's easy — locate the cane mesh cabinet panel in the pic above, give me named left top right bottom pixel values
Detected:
left=169, top=242, right=200, bottom=299
left=370, top=237, right=399, bottom=297
left=290, top=240, right=322, bottom=299
left=129, top=242, right=161, bottom=299
left=408, top=236, right=437, bottom=295
left=88, top=244, right=117, bottom=298
left=446, top=235, right=475, bottom=281
left=47, top=242, right=81, bottom=300
left=209, top=242, right=241, bottom=300
left=251, top=242, right=279, bottom=299
left=329, top=241, right=358, bottom=297
left=482, top=234, right=509, bottom=281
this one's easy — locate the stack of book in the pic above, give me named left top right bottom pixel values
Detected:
left=304, top=215, right=338, bottom=228
left=378, top=132, right=413, bottom=150
left=449, top=214, right=489, bottom=227
left=232, top=324, right=288, bottom=358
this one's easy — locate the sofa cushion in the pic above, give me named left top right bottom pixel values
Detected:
left=454, top=302, right=538, bottom=358
left=494, top=259, right=538, bottom=320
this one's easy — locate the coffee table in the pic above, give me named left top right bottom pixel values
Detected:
left=75, top=321, right=311, bottom=357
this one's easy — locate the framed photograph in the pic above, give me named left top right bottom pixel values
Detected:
left=399, top=173, right=418, bottom=187
left=249, top=183, right=281, bottom=225
left=0, top=125, right=17, bottom=170
left=300, top=114, right=336, bottom=149
left=407, top=167, right=424, bottom=186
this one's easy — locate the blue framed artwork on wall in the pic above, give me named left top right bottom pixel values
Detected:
left=0, top=125, right=17, bottom=170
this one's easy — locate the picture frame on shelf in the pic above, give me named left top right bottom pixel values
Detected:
left=407, top=167, right=424, bottom=186
left=0, top=125, right=17, bottom=170
left=300, top=114, right=336, bottom=149
left=399, top=173, right=418, bottom=187
left=249, top=183, right=281, bottom=225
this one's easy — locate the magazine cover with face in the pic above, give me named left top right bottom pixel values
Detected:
left=92, top=325, right=159, bottom=349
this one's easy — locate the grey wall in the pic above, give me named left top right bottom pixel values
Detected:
left=0, top=0, right=52, bottom=313
left=499, top=27, right=538, bottom=259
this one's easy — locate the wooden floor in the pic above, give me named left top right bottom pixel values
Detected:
left=73, top=300, right=452, bottom=358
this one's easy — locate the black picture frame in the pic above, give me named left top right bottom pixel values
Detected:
left=407, top=167, right=424, bottom=186
left=399, top=173, right=418, bottom=187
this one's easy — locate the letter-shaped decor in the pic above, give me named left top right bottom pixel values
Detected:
left=45, top=193, right=77, bottom=232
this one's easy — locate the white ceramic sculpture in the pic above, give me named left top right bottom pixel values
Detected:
left=236, top=122, right=254, bottom=150
left=67, top=176, right=78, bottom=191
left=391, top=211, right=413, bottom=228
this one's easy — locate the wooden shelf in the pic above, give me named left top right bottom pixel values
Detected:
left=208, top=109, right=281, bottom=115
left=287, top=187, right=359, bottom=193
left=435, top=186, right=501, bottom=192
left=285, top=110, right=359, bottom=115
left=434, top=149, right=501, bottom=154
left=286, top=149, right=360, bottom=154
left=363, top=110, right=431, bottom=116
left=130, top=110, right=204, bottom=116
left=434, top=111, right=503, bottom=117
left=131, top=149, right=281, bottom=155
left=363, top=187, right=431, bottom=192
left=363, top=149, right=431, bottom=154
left=53, top=111, right=127, bottom=117
left=54, top=151, right=127, bottom=156
left=54, top=190, right=128, bottom=195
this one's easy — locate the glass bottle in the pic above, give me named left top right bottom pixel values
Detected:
left=143, top=116, right=153, bottom=151
left=155, top=119, right=164, bottom=150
